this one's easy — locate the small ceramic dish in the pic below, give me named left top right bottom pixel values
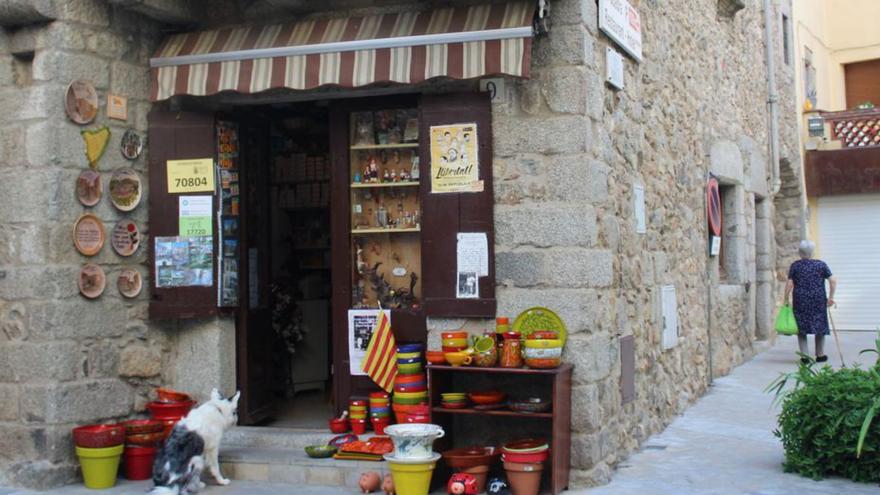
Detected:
left=468, top=391, right=506, bottom=405
left=305, top=445, right=338, bottom=458
left=425, top=350, right=447, bottom=364
left=508, top=398, right=551, bottom=413
left=441, top=402, right=468, bottom=410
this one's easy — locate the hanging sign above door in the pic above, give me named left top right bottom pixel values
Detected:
left=167, top=158, right=215, bottom=193
left=598, top=0, right=643, bottom=62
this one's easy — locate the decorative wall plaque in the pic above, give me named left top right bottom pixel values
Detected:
left=78, top=263, right=106, bottom=299
left=64, top=80, right=98, bottom=125
left=107, top=94, right=128, bottom=121
left=117, top=267, right=142, bottom=298
left=82, top=127, right=111, bottom=169
left=111, top=218, right=140, bottom=256
left=76, top=169, right=102, bottom=207
left=73, top=213, right=105, bottom=256
left=120, top=129, right=143, bottom=160
left=109, top=168, right=142, bottom=211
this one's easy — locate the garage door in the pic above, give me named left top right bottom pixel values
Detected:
left=817, top=194, right=880, bottom=331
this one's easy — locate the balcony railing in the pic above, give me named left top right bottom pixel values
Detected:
left=820, top=107, right=880, bottom=148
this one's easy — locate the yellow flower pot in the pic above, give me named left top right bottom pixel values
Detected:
left=76, top=444, right=124, bottom=489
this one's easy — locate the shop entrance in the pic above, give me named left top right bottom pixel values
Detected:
left=235, top=101, right=334, bottom=427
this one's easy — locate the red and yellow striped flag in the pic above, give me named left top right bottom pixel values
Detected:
left=360, top=310, right=397, bottom=393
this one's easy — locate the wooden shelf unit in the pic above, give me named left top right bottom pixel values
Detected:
left=351, top=227, right=421, bottom=234
left=350, top=181, right=420, bottom=188
left=427, top=363, right=573, bottom=495
left=350, top=143, right=418, bottom=150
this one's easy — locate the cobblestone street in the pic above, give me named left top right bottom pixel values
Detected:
left=2, top=333, right=877, bottom=495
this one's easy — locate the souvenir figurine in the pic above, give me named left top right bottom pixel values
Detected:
left=448, top=473, right=479, bottom=495
left=368, top=157, right=379, bottom=182
left=400, top=169, right=410, bottom=182
left=359, top=472, right=381, bottom=494
left=354, top=171, right=362, bottom=183
left=390, top=169, right=398, bottom=182
left=383, top=169, right=391, bottom=182
left=382, top=473, right=395, bottom=495
left=486, top=477, right=511, bottom=495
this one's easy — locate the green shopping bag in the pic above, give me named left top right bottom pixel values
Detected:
left=775, top=304, right=799, bottom=336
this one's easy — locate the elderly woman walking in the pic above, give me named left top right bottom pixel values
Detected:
left=784, top=240, right=837, bottom=363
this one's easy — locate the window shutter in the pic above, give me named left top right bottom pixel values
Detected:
left=420, top=93, right=496, bottom=317
left=147, top=110, right=219, bottom=320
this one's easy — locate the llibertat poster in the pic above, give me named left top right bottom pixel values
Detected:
left=429, top=123, right=482, bottom=193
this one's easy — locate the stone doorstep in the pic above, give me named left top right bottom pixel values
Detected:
left=219, top=447, right=390, bottom=489
left=222, top=426, right=331, bottom=450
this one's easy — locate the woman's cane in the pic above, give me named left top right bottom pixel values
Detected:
left=828, top=303, right=845, bottom=366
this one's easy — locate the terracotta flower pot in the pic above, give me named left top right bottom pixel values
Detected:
left=462, top=464, right=490, bottom=493
left=504, top=461, right=543, bottom=495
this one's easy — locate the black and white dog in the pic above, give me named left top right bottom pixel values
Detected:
left=150, top=389, right=240, bottom=495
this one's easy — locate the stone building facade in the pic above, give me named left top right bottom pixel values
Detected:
left=0, top=0, right=804, bottom=489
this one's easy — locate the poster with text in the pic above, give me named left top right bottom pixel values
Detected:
left=347, top=309, right=391, bottom=376
left=429, top=123, right=481, bottom=193
left=154, top=236, right=213, bottom=288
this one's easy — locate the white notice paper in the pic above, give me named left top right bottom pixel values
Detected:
left=456, top=233, right=488, bottom=299
left=347, top=309, right=390, bottom=376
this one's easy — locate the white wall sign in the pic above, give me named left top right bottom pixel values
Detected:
left=479, top=78, right=506, bottom=104
left=661, top=285, right=679, bottom=351
left=606, top=47, right=625, bottom=90
left=634, top=184, right=646, bottom=234
left=599, top=0, right=643, bottom=62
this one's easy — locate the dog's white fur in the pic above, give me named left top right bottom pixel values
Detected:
left=150, top=388, right=240, bottom=495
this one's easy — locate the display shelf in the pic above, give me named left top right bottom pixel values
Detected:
left=351, top=227, right=420, bottom=234
left=350, top=181, right=419, bottom=189
left=350, top=143, right=418, bottom=150
left=431, top=407, right=552, bottom=419
left=274, top=179, right=330, bottom=185
left=427, top=363, right=572, bottom=375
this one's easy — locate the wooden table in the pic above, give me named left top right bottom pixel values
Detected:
left=427, top=363, right=573, bottom=495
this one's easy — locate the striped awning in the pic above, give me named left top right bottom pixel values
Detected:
left=150, top=2, right=536, bottom=101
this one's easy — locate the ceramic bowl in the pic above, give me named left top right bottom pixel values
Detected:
left=444, top=352, right=472, bottom=366
left=146, top=400, right=195, bottom=420
left=73, top=424, right=126, bottom=448
left=396, top=343, right=424, bottom=353
left=397, top=362, right=424, bottom=375
left=156, top=388, right=191, bottom=403
left=394, top=390, right=428, bottom=399
left=121, top=419, right=163, bottom=436
left=425, top=351, right=447, bottom=364
left=502, top=439, right=549, bottom=453
left=394, top=373, right=426, bottom=384
left=126, top=431, right=164, bottom=446
left=394, top=385, right=427, bottom=394
left=397, top=356, right=423, bottom=365
left=392, top=396, right=427, bottom=405
left=349, top=399, right=367, bottom=406
left=441, top=332, right=467, bottom=340
left=441, top=338, right=469, bottom=348
left=305, top=445, right=338, bottom=458
left=523, top=347, right=562, bottom=359
left=468, top=391, right=506, bottom=405
left=442, top=345, right=467, bottom=353
left=523, top=339, right=562, bottom=349
left=441, top=401, right=468, bottom=410
left=524, top=357, right=561, bottom=369
left=328, top=418, right=349, bottom=433
left=441, top=446, right=499, bottom=469
left=369, top=392, right=390, bottom=400
left=396, top=351, right=422, bottom=360
left=441, top=392, right=467, bottom=400
left=384, top=424, right=445, bottom=459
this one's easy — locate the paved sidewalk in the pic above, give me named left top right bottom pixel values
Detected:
left=573, top=331, right=880, bottom=495
left=4, top=332, right=879, bottom=495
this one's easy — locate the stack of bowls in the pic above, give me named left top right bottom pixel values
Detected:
left=440, top=392, right=467, bottom=409
left=120, top=419, right=164, bottom=480
left=501, top=439, right=550, bottom=495
left=146, top=388, right=195, bottom=441
left=393, top=344, right=428, bottom=423
left=349, top=398, right=368, bottom=435
left=369, top=392, right=391, bottom=434
left=441, top=332, right=468, bottom=352
left=523, top=331, right=563, bottom=369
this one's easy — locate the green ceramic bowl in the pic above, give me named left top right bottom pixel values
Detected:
left=392, top=395, right=427, bottom=405
left=304, top=445, right=337, bottom=458
left=397, top=362, right=424, bottom=375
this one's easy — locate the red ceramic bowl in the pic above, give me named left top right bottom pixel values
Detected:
left=349, top=399, right=367, bottom=406
left=159, top=419, right=179, bottom=440
left=441, top=402, right=468, bottom=410
left=121, top=419, right=164, bottom=436
left=524, top=358, right=561, bottom=369
left=441, top=332, right=468, bottom=340
left=468, top=391, right=506, bottom=405
left=502, top=450, right=550, bottom=464
left=156, top=388, right=191, bottom=403
left=526, top=331, right=559, bottom=340
left=369, top=392, right=390, bottom=400
left=425, top=351, right=447, bottom=365
left=394, top=374, right=426, bottom=384
left=502, top=439, right=549, bottom=452
left=442, top=346, right=467, bottom=353
left=329, top=418, right=349, bottom=434
left=126, top=431, right=165, bottom=447
left=147, top=400, right=195, bottom=419
left=73, top=424, right=126, bottom=448
left=442, top=446, right=499, bottom=469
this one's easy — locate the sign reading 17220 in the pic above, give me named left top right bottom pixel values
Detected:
left=167, top=158, right=215, bottom=193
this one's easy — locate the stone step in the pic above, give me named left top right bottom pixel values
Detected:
left=219, top=446, right=391, bottom=489
left=223, top=426, right=333, bottom=450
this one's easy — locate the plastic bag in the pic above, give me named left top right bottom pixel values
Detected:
left=775, top=304, right=799, bottom=336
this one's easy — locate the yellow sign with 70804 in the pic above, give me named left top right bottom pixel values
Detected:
left=167, top=158, right=215, bottom=193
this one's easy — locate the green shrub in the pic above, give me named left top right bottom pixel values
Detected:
left=768, top=343, right=880, bottom=482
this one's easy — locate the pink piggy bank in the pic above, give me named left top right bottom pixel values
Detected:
left=359, top=472, right=381, bottom=493
left=448, top=473, right=478, bottom=495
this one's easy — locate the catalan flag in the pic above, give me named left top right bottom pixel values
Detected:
left=360, top=310, right=397, bottom=393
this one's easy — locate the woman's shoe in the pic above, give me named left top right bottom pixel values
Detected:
left=816, top=355, right=828, bottom=362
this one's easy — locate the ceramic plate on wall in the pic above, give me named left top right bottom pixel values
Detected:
left=120, top=129, right=144, bottom=160
left=72, top=213, right=105, bottom=256
left=78, top=263, right=106, bottom=299
left=512, top=307, right=568, bottom=347
left=111, top=218, right=140, bottom=256
left=76, top=169, right=102, bottom=207
left=109, top=168, right=142, bottom=211
left=65, top=80, right=98, bottom=125
left=117, top=267, right=142, bottom=298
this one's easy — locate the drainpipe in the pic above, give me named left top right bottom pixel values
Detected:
left=763, top=0, right=782, bottom=195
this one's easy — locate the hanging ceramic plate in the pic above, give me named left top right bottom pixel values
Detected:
left=78, top=263, right=106, bottom=299
left=82, top=127, right=111, bottom=169
left=72, top=213, right=105, bottom=256
left=117, top=267, right=142, bottom=298
left=111, top=218, right=140, bottom=256
left=120, top=129, right=144, bottom=160
left=511, top=307, right=568, bottom=347
left=76, top=169, right=102, bottom=207
left=65, top=79, right=98, bottom=125
left=109, top=168, right=142, bottom=211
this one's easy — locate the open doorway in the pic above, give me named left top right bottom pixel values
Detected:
left=238, top=101, right=334, bottom=428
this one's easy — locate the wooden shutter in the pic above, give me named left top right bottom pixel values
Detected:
left=148, top=110, right=218, bottom=320
left=420, top=93, right=496, bottom=317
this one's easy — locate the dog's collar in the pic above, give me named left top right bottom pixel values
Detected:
left=210, top=403, right=224, bottom=416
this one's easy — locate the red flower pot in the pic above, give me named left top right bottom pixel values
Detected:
left=146, top=400, right=195, bottom=419
left=371, top=417, right=391, bottom=435
left=123, top=445, right=157, bottom=480
left=351, top=419, right=368, bottom=435
left=72, top=424, right=125, bottom=448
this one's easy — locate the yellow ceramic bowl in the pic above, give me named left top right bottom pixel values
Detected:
left=441, top=393, right=466, bottom=400
left=442, top=338, right=469, bottom=348
left=523, top=339, right=563, bottom=349
left=394, top=390, right=429, bottom=399
left=444, top=352, right=472, bottom=366
left=397, top=351, right=421, bottom=360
